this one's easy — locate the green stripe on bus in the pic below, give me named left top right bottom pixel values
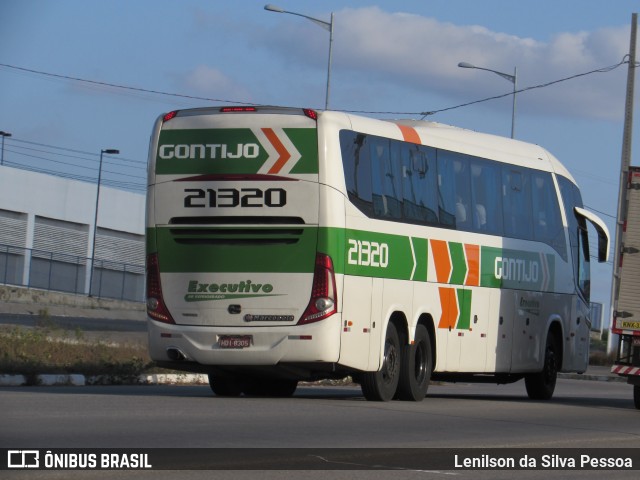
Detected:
left=457, top=289, right=472, bottom=330
left=146, top=227, right=157, bottom=254
left=448, top=242, right=467, bottom=285
left=411, top=237, right=429, bottom=282
left=284, top=128, right=320, bottom=174
left=154, top=128, right=318, bottom=175
left=341, top=228, right=415, bottom=280
left=480, top=246, right=555, bottom=291
left=154, top=226, right=319, bottom=273
left=148, top=225, right=556, bottom=292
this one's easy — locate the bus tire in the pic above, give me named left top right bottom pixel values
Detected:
left=634, top=385, right=640, bottom=410
left=361, top=322, right=401, bottom=402
left=397, top=324, right=432, bottom=401
left=243, top=378, right=298, bottom=398
left=265, top=379, right=298, bottom=397
left=208, top=375, right=243, bottom=397
left=525, top=332, right=559, bottom=400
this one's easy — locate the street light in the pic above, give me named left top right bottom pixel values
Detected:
left=0, top=131, right=12, bottom=166
left=88, top=148, right=119, bottom=296
left=264, top=4, right=334, bottom=110
left=458, top=62, right=518, bottom=138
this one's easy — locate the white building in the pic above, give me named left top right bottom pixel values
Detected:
left=0, top=165, right=145, bottom=301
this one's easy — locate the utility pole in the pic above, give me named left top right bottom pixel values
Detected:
left=609, top=13, right=637, bottom=354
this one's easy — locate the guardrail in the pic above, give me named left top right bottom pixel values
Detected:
left=0, top=244, right=144, bottom=302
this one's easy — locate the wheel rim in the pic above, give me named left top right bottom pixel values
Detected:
left=414, top=341, right=428, bottom=384
left=382, top=339, right=398, bottom=385
left=544, top=344, right=557, bottom=385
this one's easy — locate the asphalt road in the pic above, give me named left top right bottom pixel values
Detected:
left=2, top=377, right=639, bottom=479
left=1, top=312, right=638, bottom=478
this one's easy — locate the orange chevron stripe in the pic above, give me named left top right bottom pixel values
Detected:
left=397, top=125, right=421, bottom=144
left=438, top=287, right=459, bottom=329
left=262, top=128, right=291, bottom=174
left=464, top=244, right=480, bottom=286
left=430, top=239, right=451, bottom=283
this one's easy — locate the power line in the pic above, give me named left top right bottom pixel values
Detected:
left=9, top=138, right=145, bottom=166
left=585, top=205, right=616, bottom=220
left=2, top=159, right=146, bottom=192
left=416, top=58, right=631, bottom=118
left=0, top=62, right=256, bottom=106
left=5, top=147, right=146, bottom=180
left=2, top=136, right=148, bottom=192
left=0, top=58, right=632, bottom=117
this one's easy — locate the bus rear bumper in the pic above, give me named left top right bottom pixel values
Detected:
left=147, top=317, right=341, bottom=367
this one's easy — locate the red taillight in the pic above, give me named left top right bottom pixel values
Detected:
left=298, top=253, right=337, bottom=325
left=146, top=253, right=175, bottom=324
left=303, top=108, right=318, bottom=120
left=163, top=111, right=178, bottom=122
left=220, top=106, right=257, bottom=113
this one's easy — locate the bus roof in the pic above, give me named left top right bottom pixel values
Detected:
left=329, top=112, right=576, bottom=185
left=157, top=106, right=577, bottom=185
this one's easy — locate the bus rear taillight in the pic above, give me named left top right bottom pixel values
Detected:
left=220, top=106, right=258, bottom=113
left=163, top=111, right=178, bottom=122
left=303, top=109, right=318, bottom=120
left=146, top=253, right=175, bottom=324
left=298, top=253, right=337, bottom=325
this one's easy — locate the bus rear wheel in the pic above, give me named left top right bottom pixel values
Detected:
left=208, top=375, right=243, bottom=397
left=242, top=378, right=298, bottom=398
left=361, top=322, right=401, bottom=401
left=525, top=332, right=559, bottom=400
left=396, top=324, right=432, bottom=401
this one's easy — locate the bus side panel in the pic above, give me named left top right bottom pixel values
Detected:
left=510, top=290, right=542, bottom=372
left=565, top=295, right=590, bottom=372
left=340, top=276, right=372, bottom=370
left=375, top=279, right=413, bottom=366
left=484, top=289, right=513, bottom=373
left=457, top=286, right=489, bottom=372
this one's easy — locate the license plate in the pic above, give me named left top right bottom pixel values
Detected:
left=218, top=335, right=252, bottom=349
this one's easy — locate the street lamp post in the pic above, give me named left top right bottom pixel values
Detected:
left=264, top=4, right=334, bottom=110
left=88, top=148, right=119, bottom=297
left=458, top=62, right=518, bottom=139
left=0, top=131, right=12, bottom=165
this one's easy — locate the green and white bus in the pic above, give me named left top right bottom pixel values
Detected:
left=146, top=106, right=610, bottom=401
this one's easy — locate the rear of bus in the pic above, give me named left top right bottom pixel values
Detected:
left=146, top=107, right=342, bottom=384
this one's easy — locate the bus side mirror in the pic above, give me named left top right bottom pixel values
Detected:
left=574, top=207, right=610, bottom=263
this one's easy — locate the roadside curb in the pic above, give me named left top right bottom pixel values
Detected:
left=558, top=372, right=626, bottom=383
left=0, top=373, right=209, bottom=387
left=0, top=371, right=625, bottom=386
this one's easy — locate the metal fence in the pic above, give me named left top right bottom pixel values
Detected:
left=0, top=243, right=144, bottom=302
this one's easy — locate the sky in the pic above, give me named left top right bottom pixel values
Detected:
left=1, top=0, right=639, bottom=322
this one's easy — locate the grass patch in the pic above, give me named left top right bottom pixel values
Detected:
left=0, top=325, right=156, bottom=377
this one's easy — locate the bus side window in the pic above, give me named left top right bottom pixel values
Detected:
left=470, top=158, right=503, bottom=235
left=340, top=131, right=374, bottom=216
left=401, top=143, right=438, bottom=224
left=577, top=221, right=591, bottom=301
left=371, top=137, right=402, bottom=220
left=452, top=155, right=472, bottom=230
left=531, top=171, right=567, bottom=259
left=558, top=175, right=584, bottom=284
left=502, top=167, right=533, bottom=240
left=436, top=150, right=457, bottom=228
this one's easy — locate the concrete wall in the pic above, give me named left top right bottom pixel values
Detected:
left=0, top=165, right=144, bottom=236
left=0, top=165, right=146, bottom=298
